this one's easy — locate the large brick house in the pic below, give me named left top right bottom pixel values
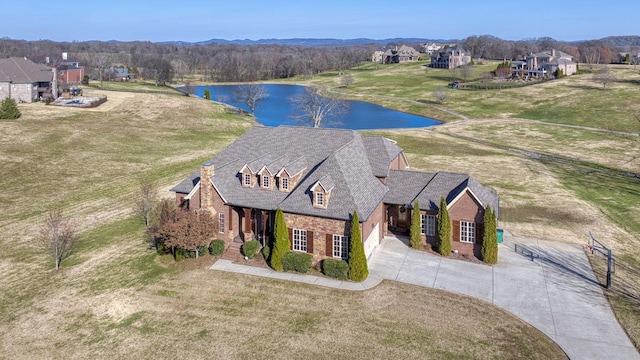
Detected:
left=171, top=127, right=499, bottom=262
left=0, top=57, right=54, bottom=102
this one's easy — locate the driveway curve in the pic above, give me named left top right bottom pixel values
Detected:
left=368, top=234, right=639, bottom=360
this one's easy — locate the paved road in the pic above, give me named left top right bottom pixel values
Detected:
left=211, top=233, right=639, bottom=360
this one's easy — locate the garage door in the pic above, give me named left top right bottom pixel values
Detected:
left=363, top=223, right=380, bottom=259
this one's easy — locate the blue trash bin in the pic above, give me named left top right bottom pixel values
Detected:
left=497, top=229, right=504, bottom=244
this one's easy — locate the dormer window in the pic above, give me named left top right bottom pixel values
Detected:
left=281, top=177, right=289, bottom=191
left=315, top=192, right=325, bottom=207
left=262, top=175, right=270, bottom=188
left=311, top=177, right=333, bottom=209
left=243, top=173, right=252, bottom=187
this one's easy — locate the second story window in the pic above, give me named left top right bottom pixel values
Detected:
left=262, top=175, right=270, bottom=188
left=281, top=177, right=289, bottom=191
left=243, top=173, right=251, bottom=187
left=315, top=192, right=325, bottom=207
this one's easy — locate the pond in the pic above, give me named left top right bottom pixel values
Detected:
left=191, top=84, right=441, bottom=130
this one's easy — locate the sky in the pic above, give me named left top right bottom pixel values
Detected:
left=3, top=0, right=638, bottom=43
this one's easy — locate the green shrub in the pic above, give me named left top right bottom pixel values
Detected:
left=409, top=200, right=423, bottom=249
left=204, top=88, right=211, bottom=100
left=282, top=252, right=313, bottom=273
left=0, top=97, right=21, bottom=119
left=198, top=246, right=208, bottom=258
left=437, top=197, right=451, bottom=256
left=262, top=245, right=271, bottom=261
left=209, top=239, right=225, bottom=256
left=82, top=75, right=89, bottom=85
left=270, top=208, right=290, bottom=271
left=481, top=206, right=498, bottom=264
left=322, top=258, right=349, bottom=280
left=242, top=240, right=260, bottom=259
left=348, top=211, right=368, bottom=281
left=157, top=243, right=171, bottom=255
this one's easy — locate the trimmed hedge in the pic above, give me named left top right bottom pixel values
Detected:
left=322, top=258, right=349, bottom=280
left=282, top=252, right=313, bottom=273
left=242, top=240, right=260, bottom=259
left=209, top=239, right=225, bottom=256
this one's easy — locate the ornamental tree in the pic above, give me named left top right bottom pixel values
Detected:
left=481, top=205, right=498, bottom=264
left=436, top=197, right=451, bottom=256
left=409, top=201, right=423, bottom=249
left=270, top=208, right=290, bottom=271
left=348, top=210, right=368, bottom=281
left=156, top=209, right=216, bottom=259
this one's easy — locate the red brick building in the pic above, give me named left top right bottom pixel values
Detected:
left=172, top=127, right=499, bottom=262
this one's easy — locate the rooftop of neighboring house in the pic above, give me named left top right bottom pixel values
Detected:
left=0, top=57, right=53, bottom=83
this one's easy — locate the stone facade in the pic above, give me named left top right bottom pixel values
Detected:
left=284, top=212, right=350, bottom=261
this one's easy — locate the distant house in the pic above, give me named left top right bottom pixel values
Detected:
left=107, top=66, right=136, bottom=82
left=618, top=51, right=640, bottom=65
left=422, top=42, right=442, bottom=55
left=372, top=51, right=384, bottom=63
left=430, top=48, right=472, bottom=69
left=171, top=127, right=499, bottom=262
left=514, top=49, right=577, bottom=78
left=0, top=57, right=54, bottom=102
left=373, top=45, right=421, bottom=64
left=56, top=52, right=85, bottom=85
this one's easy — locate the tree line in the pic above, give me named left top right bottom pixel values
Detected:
left=2, top=36, right=637, bottom=86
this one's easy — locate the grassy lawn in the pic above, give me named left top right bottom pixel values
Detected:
left=287, top=61, right=640, bottom=133
left=0, top=87, right=567, bottom=358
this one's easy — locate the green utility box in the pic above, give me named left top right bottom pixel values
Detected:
left=497, top=229, right=504, bottom=244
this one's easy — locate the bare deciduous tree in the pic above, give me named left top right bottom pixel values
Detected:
left=232, top=84, right=269, bottom=114
left=289, top=87, right=348, bottom=128
left=433, top=86, right=449, bottom=104
left=480, top=72, right=493, bottom=90
left=40, top=210, right=78, bottom=270
left=135, top=179, right=158, bottom=227
left=593, top=67, right=617, bottom=90
left=183, top=81, right=195, bottom=96
left=88, top=52, right=112, bottom=87
left=460, top=63, right=473, bottom=83
left=340, top=74, right=354, bottom=88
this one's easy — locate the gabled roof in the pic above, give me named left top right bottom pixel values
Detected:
left=361, top=135, right=404, bottom=178
left=175, top=127, right=389, bottom=221
left=384, top=170, right=500, bottom=216
left=0, top=57, right=53, bottom=83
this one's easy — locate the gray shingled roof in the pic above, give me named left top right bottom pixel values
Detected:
left=174, top=127, right=389, bottom=221
left=361, top=135, right=403, bottom=178
left=385, top=170, right=500, bottom=216
left=0, top=57, right=53, bottom=83
left=173, top=127, right=499, bottom=222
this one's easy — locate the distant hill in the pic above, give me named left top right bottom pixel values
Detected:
left=161, top=38, right=456, bottom=47
left=597, top=35, right=640, bottom=48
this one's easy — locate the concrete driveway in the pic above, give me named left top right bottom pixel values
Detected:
left=368, top=234, right=639, bottom=360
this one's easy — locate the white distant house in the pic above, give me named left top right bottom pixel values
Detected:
left=422, top=42, right=442, bottom=55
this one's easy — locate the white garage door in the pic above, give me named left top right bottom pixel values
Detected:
left=363, top=223, right=380, bottom=259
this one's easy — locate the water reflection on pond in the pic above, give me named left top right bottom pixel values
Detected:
left=192, top=84, right=440, bottom=130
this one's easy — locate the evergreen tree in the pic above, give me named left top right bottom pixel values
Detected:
left=481, top=205, right=498, bottom=264
left=348, top=211, right=368, bottom=281
left=204, top=88, right=211, bottom=100
left=409, top=201, right=423, bottom=249
left=436, top=197, right=451, bottom=256
left=0, top=97, right=21, bottom=119
left=270, top=208, right=289, bottom=271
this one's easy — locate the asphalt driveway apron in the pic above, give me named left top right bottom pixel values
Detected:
left=367, top=235, right=639, bottom=360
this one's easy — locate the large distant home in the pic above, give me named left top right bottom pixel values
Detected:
left=511, top=49, right=577, bottom=78
left=171, top=127, right=499, bottom=262
left=56, top=52, right=85, bottom=85
left=374, top=45, right=421, bottom=64
left=430, top=48, right=472, bottom=69
left=0, top=57, right=54, bottom=102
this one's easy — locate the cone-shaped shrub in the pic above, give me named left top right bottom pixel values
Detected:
left=409, top=201, right=423, bottom=249
left=348, top=211, right=368, bottom=281
left=270, top=208, right=289, bottom=271
left=481, top=205, right=498, bottom=264
left=437, top=197, right=451, bottom=256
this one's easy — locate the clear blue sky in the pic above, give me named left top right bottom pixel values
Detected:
left=3, top=0, right=638, bottom=42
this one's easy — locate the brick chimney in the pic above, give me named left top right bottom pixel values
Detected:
left=200, top=162, right=215, bottom=212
